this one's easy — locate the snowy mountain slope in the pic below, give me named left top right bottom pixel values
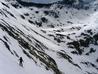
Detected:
left=0, top=0, right=98, bottom=74
left=0, top=1, right=61, bottom=74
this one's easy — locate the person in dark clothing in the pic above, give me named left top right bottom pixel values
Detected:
left=19, top=57, right=24, bottom=67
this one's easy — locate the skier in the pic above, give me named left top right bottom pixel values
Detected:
left=19, top=57, right=24, bottom=67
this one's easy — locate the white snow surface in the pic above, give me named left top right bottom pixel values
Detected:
left=0, top=0, right=98, bottom=74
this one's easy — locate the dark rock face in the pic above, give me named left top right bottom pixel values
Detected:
left=67, top=40, right=83, bottom=55
left=41, top=17, right=48, bottom=23
left=63, top=0, right=76, bottom=5
left=67, top=29, right=98, bottom=55
left=16, top=0, right=52, bottom=8
left=93, top=33, right=98, bottom=45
